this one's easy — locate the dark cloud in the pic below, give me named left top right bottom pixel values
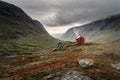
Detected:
left=2, top=0, right=120, bottom=27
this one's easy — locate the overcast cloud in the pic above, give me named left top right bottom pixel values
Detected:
left=2, top=0, right=120, bottom=34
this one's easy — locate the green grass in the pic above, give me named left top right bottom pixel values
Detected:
left=23, top=72, right=50, bottom=80
left=0, top=15, right=58, bottom=57
left=95, top=61, right=103, bottom=67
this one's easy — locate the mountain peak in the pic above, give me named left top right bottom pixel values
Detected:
left=0, top=1, right=57, bottom=51
left=0, top=1, right=32, bottom=22
left=61, top=14, right=120, bottom=42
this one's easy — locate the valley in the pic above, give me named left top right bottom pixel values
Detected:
left=0, top=1, right=120, bottom=80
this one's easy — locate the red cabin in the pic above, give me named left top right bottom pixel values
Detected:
left=76, top=36, right=85, bottom=44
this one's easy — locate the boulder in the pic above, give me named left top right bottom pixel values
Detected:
left=79, top=59, right=95, bottom=68
left=42, top=71, right=93, bottom=80
left=52, top=48, right=57, bottom=52
left=53, top=41, right=77, bottom=51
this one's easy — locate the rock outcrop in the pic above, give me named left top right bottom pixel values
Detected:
left=42, top=71, right=93, bottom=80
left=53, top=41, right=77, bottom=51
left=111, top=63, right=120, bottom=70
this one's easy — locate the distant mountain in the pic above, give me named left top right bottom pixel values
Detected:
left=61, top=14, right=120, bottom=43
left=0, top=1, right=57, bottom=54
left=52, top=33, right=64, bottom=39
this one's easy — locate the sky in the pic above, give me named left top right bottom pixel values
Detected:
left=2, top=0, right=120, bottom=35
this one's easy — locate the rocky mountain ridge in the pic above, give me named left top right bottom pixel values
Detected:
left=61, top=14, right=120, bottom=42
left=0, top=1, right=57, bottom=54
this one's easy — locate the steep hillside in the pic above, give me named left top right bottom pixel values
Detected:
left=61, top=14, right=120, bottom=42
left=0, top=1, right=57, bottom=55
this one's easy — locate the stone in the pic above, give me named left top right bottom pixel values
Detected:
left=110, top=63, right=120, bottom=70
left=42, top=71, right=93, bottom=80
left=52, top=48, right=57, bottom=52
left=53, top=41, right=77, bottom=51
left=79, top=59, right=95, bottom=68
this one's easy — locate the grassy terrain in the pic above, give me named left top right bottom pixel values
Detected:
left=0, top=12, right=58, bottom=79
left=0, top=42, right=120, bottom=80
left=0, top=15, right=58, bottom=57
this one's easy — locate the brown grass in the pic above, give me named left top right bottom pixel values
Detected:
left=0, top=43, right=120, bottom=80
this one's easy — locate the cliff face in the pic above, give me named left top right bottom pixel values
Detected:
left=61, top=14, right=120, bottom=43
left=0, top=1, right=57, bottom=53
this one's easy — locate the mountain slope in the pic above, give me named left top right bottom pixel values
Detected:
left=61, top=14, right=120, bottom=43
left=0, top=1, right=57, bottom=55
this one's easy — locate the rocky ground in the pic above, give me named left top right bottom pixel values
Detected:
left=42, top=71, right=93, bottom=80
left=0, top=42, right=120, bottom=80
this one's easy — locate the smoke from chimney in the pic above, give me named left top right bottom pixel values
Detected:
left=73, top=28, right=79, bottom=37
